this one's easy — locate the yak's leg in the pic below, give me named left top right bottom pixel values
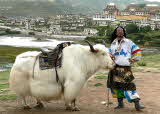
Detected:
left=22, top=96, right=31, bottom=110
left=65, top=99, right=80, bottom=111
left=34, top=99, right=44, bottom=109
left=71, top=99, right=76, bottom=107
left=65, top=103, right=72, bottom=111
left=64, top=81, right=83, bottom=111
left=71, top=99, right=80, bottom=111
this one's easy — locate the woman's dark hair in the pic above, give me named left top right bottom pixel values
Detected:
left=110, top=26, right=126, bottom=43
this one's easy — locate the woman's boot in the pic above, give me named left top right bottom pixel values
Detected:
left=115, top=98, right=124, bottom=109
left=133, top=98, right=145, bottom=111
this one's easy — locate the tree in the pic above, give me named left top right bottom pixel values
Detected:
left=5, top=29, right=11, bottom=33
left=139, top=26, right=152, bottom=33
left=128, top=32, right=152, bottom=46
left=85, top=19, right=93, bottom=27
left=126, top=24, right=139, bottom=34
left=28, top=32, right=35, bottom=36
left=139, top=4, right=146, bottom=8
left=96, top=25, right=114, bottom=37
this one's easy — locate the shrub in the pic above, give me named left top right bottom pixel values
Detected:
left=28, top=32, right=35, bottom=35
left=94, top=83, right=103, bottom=87
left=137, top=61, right=147, bottom=66
left=95, top=75, right=107, bottom=79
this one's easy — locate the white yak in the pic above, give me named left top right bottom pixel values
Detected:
left=9, top=42, right=114, bottom=111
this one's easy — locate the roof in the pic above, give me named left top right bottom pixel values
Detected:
left=116, top=16, right=148, bottom=20
left=109, top=3, right=115, bottom=6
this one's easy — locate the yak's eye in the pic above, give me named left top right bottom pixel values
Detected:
left=102, top=53, right=105, bottom=56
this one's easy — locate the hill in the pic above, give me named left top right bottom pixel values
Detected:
left=0, top=0, right=160, bottom=16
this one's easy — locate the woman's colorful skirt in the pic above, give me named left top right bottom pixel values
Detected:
left=110, top=88, right=140, bottom=102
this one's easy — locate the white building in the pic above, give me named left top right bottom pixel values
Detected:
left=84, top=28, right=98, bottom=36
left=50, top=24, right=62, bottom=34
left=93, top=13, right=116, bottom=26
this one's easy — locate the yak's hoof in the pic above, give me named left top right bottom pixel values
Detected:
left=23, top=105, right=31, bottom=110
left=34, top=102, right=44, bottom=109
left=66, top=106, right=80, bottom=111
left=72, top=106, right=80, bottom=111
left=66, top=106, right=72, bottom=111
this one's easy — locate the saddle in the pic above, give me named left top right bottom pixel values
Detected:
left=39, top=42, right=71, bottom=70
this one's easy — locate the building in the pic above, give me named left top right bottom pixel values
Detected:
left=116, top=15, right=149, bottom=27
left=103, top=3, right=120, bottom=16
left=93, top=3, right=160, bottom=30
left=92, top=3, right=119, bottom=26
left=93, top=13, right=116, bottom=26
left=84, top=28, right=98, bottom=36
left=120, top=4, right=149, bottom=16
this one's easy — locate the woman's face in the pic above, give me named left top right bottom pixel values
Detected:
left=116, top=27, right=124, bottom=39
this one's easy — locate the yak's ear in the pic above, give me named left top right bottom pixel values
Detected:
left=90, top=49, right=99, bottom=53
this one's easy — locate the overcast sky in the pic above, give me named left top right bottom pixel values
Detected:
left=0, top=0, right=160, bottom=2
left=145, top=0, right=160, bottom=2
left=0, top=0, right=56, bottom=1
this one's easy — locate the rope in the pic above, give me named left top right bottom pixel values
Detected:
left=32, top=54, right=39, bottom=78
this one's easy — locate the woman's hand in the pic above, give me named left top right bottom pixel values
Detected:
left=129, top=59, right=138, bottom=64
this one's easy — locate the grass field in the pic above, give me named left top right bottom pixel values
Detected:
left=0, top=70, right=17, bottom=100
left=0, top=46, right=39, bottom=63
left=141, top=54, right=160, bottom=68
left=132, top=54, right=160, bottom=71
left=0, top=71, right=10, bottom=81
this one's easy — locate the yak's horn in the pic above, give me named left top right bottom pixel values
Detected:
left=85, top=40, right=96, bottom=52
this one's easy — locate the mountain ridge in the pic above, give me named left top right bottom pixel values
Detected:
left=0, top=0, right=160, bottom=16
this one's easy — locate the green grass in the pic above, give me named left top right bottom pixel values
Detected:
left=137, top=61, right=147, bottom=66
left=0, top=83, right=9, bottom=90
left=132, top=54, right=160, bottom=72
left=0, top=71, right=10, bottom=81
left=0, top=71, right=17, bottom=101
left=0, top=46, right=39, bottom=63
left=139, top=54, right=160, bottom=68
left=95, top=75, right=107, bottom=79
left=0, top=71, right=10, bottom=92
left=0, top=94, right=17, bottom=100
left=0, top=88, right=10, bottom=94
left=94, top=83, right=103, bottom=87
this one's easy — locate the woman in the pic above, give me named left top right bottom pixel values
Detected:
left=107, top=26, right=145, bottom=111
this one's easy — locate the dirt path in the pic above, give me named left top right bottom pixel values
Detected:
left=0, top=69, right=160, bottom=114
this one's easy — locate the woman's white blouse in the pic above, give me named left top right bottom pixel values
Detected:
left=110, top=38, right=142, bottom=66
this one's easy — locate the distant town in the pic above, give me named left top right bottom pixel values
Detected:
left=0, top=3, right=160, bottom=38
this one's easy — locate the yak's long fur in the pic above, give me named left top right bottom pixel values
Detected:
left=9, top=44, right=114, bottom=110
